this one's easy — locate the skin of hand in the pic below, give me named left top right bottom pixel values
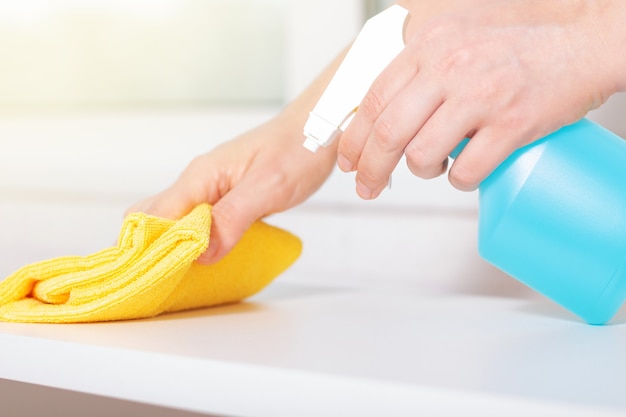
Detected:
left=127, top=55, right=343, bottom=264
left=338, top=0, right=626, bottom=198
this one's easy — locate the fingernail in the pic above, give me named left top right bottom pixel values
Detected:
left=197, top=242, right=218, bottom=265
left=356, top=180, right=374, bottom=200
left=337, top=153, right=354, bottom=172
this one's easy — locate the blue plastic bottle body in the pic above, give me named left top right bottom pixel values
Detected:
left=476, top=119, right=626, bottom=324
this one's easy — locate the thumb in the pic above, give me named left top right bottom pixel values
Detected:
left=131, top=187, right=202, bottom=220
left=127, top=155, right=218, bottom=220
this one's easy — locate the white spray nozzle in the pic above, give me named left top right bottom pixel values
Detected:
left=302, top=5, right=408, bottom=152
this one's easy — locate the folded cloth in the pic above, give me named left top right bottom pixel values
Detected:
left=0, top=204, right=301, bottom=323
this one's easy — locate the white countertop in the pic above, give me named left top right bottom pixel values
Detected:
left=0, top=281, right=625, bottom=417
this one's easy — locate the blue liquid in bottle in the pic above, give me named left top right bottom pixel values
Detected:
left=454, top=119, right=626, bottom=324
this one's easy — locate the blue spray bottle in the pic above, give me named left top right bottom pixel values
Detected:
left=302, top=5, right=626, bottom=324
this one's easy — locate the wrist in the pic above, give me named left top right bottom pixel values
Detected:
left=270, top=47, right=350, bottom=152
left=588, top=0, right=626, bottom=94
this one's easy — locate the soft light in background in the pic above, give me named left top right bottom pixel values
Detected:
left=0, top=0, right=287, bottom=110
left=0, top=0, right=395, bottom=111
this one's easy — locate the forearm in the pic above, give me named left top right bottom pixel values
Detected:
left=395, top=0, right=493, bottom=28
left=272, top=48, right=348, bottom=155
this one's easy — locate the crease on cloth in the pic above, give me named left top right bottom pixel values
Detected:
left=0, top=204, right=302, bottom=323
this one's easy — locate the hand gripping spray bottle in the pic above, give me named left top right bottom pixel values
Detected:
left=303, top=5, right=626, bottom=324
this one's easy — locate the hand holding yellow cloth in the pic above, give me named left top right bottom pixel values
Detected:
left=0, top=204, right=301, bottom=323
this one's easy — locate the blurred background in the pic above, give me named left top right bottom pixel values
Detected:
left=0, top=0, right=624, bottom=293
left=0, top=0, right=394, bottom=111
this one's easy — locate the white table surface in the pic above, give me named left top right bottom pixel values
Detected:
left=0, top=280, right=625, bottom=417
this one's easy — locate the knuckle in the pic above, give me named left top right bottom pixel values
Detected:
left=359, top=87, right=386, bottom=122
left=471, top=65, right=523, bottom=107
left=255, top=165, right=291, bottom=191
left=405, top=142, right=447, bottom=180
left=184, top=154, right=209, bottom=177
left=475, top=76, right=504, bottom=102
left=501, top=112, right=525, bottom=134
left=434, top=47, right=473, bottom=75
left=371, top=117, right=398, bottom=151
left=265, top=169, right=292, bottom=200
left=210, top=198, right=242, bottom=229
left=356, top=168, right=382, bottom=190
left=420, top=19, right=452, bottom=45
left=449, top=161, right=480, bottom=191
left=173, top=154, right=217, bottom=204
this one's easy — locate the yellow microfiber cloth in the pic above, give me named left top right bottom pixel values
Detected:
left=0, top=204, right=301, bottom=323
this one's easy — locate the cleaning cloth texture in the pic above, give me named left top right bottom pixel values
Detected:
left=0, top=204, right=301, bottom=323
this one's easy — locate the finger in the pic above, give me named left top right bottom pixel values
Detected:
left=136, top=154, right=222, bottom=220
left=448, top=126, right=518, bottom=191
left=404, top=98, right=479, bottom=180
left=125, top=195, right=156, bottom=217
left=338, top=46, right=421, bottom=172
left=354, top=75, right=443, bottom=199
left=196, top=174, right=280, bottom=264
